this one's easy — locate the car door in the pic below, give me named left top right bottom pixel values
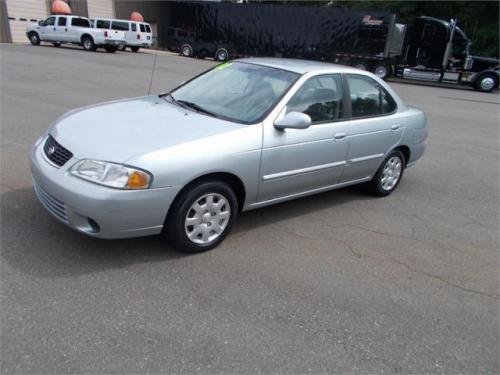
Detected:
left=39, top=16, right=56, bottom=41
left=128, top=22, right=137, bottom=45
left=54, top=16, right=69, bottom=42
left=341, top=74, right=403, bottom=182
left=258, top=74, right=349, bottom=202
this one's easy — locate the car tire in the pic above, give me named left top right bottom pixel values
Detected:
left=28, top=32, right=41, bottom=46
left=117, top=44, right=127, bottom=51
left=104, top=45, right=117, bottom=53
left=368, top=150, right=405, bottom=197
left=52, top=42, right=61, bottom=47
left=81, top=35, right=96, bottom=51
left=372, top=63, right=391, bottom=80
left=180, top=44, right=193, bottom=57
left=131, top=46, right=140, bottom=53
left=215, top=48, right=229, bottom=61
left=165, top=180, right=238, bottom=253
left=474, top=73, right=498, bottom=93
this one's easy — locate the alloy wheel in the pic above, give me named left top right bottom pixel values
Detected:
left=380, top=156, right=402, bottom=191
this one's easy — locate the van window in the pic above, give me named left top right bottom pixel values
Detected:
left=140, top=24, right=146, bottom=32
left=96, top=20, right=110, bottom=29
left=58, top=17, right=66, bottom=26
left=145, top=24, right=151, bottom=33
left=131, top=23, right=136, bottom=32
left=71, top=18, right=90, bottom=28
left=112, top=21, right=129, bottom=31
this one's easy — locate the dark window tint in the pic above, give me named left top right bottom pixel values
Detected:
left=96, top=20, right=110, bottom=29
left=287, top=74, right=343, bottom=123
left=45, top=17, right=55, bottom=26
left=71, top=18, right=90, bottom=27
left=140, top=24, right=146, bottom=32
left=57, top=17, right=66, bottom=26
left=145, top=24, right=151, bottom=33
left=381, top=87, right=397, bottom=113
left=112, top=21, right=129, bottom=31
left=131, top=23, right=136, bottom=31
left=347, top=75, right=381, bottom=117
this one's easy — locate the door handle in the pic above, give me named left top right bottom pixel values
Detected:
left=391, top=124, right=400, bottom=130
left=53, top=27, right=56, bottom=31
left=334, top=132, right=346, bottom=139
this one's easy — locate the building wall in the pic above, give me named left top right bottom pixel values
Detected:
left=87, top=0, right=113, bottom=18
left=7, top=0, right=48, bottom=43
left=0, top=0, right=12, bottom=43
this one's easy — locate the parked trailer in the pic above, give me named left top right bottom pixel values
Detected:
left=165, top=2, right=499, bottom=92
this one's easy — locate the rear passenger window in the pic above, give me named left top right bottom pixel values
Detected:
left=71, top=18, right=90, bottom=28
left=347, top=74, right=396, bottom=117
left=96, top=20, right=110, bottom=29
left=140, top=24, right=146, bottom=32
left=58, top=17, right=66, bottom=26
left=286, top=74, right=343, bottom=123
left=112, top=21, right=129, bottom=31
left=131, top=23, right=137, bottom=32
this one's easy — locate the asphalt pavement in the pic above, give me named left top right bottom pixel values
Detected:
left=1, top=44, right=499, bottom=374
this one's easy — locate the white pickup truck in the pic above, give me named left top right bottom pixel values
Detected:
left=26, top=15, right=126, bottom=52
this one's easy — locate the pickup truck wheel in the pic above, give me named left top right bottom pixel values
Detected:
left=104, top=46, right=117, bottom=53
left=81, top=36, right=96, bottom=51
left=180, top=44, right=193, bottom=57
left=215, top=48, right=229, bottom=61
left=165, top=180, right=238, bottom=253
left=28, top=32, right=40, bottom=46
left=52, top=42, right=61, bottom=47
left=474, top=73, right=498, bottom=93
left=367, top=150, right=405, bottom=197
left=117, top=44, right=127, bottom=51
left=131, top=46, right=140, bottom=52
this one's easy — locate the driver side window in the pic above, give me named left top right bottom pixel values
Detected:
left=286, top=74, right=343, bottom=124
left=45, top=17, right=56, bottom=26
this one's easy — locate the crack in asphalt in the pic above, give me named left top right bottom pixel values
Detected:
left=276, top=223, right=499, bottom=300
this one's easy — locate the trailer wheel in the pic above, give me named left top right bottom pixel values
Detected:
left=180, top=44, right=193, bottom=57
left=373, top=63, right=391, bottom=80
left=474, top=73, right=498, bottom=93
left=215, top=48, right=229, bottom=62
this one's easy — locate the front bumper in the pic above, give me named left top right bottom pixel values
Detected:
left=30, top=137, right=180, bottom=239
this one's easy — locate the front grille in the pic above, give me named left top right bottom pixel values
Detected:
left=34, top=183, right=68, bottom=223
left=43, top=135, right=73, bottom=167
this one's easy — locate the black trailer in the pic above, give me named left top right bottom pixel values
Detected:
left=165, top=2, right=499, bottom=92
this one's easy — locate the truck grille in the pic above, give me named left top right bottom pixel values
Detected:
left=43, top=135, right=73, bottom=167
left=34, top=182, right=68, bottom=223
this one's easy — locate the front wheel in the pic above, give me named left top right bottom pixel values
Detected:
left=165, top=180, right=238, bottom=253
left=214, top=48, right=229, bottom=61
left=474, top=73, right=498, bottom=93
left=104, top=45, right=117, bottom=53
left=52, top=42, right=61, bottom=47
left=372, top=63, right=391, bottom=80
left=28, top=32, right=40, bottom=45
left=180, top=44, right=193, bottom=57
left=367, top=150, right=405, bottom=196
left=117, top=44, right=127, bottom=51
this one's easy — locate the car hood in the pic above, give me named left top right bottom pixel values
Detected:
left=50, top=96, right=245, bottom=163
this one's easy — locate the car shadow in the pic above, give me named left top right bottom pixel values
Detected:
left=38, top=44, right=112, bottom=54
left=0, top=184, right=371, bottom=278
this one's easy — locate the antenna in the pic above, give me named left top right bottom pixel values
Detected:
left=147, top=45, right=159, bottom=95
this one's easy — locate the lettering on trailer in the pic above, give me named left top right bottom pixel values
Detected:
left=362, top=15, right=384, bottom=26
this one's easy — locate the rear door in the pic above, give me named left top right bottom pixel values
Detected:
left=341, top=74, right=402, bottom=182
left=67, top=17, right=91, bottom=42
left=54, top=16, right=69, bottom=42
left=109, top=20, right=128, bottom=42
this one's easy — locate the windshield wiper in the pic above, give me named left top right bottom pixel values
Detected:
left=177, top=100, right=217, bottom=118
left=161, top=92, right=180, bottom=106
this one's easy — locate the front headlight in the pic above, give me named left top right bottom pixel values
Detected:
left=70, top=159, right=152, bottom=189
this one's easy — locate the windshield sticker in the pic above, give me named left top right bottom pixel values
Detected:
left=216, top=62, right=233, bottom=70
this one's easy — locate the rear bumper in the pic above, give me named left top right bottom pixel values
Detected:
left=103, top=39, right=126, bottom=46
left=30, top=137, right=181, bottom=239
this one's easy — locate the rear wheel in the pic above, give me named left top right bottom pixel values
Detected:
left=81, top=36, right=96, bottom=51
left=104, top=45, right=117, bottom=53
left=117, top=44, right=127, bottom=51
left=367, top=150, right=405, bottom=197
left=52, top=42, right=61, bottom=47
left=372, top=63, right=391, bottom=80
left=474, top=73, right=498, bottom=92
left=28, top=32, right=40, bottom=45
left=215, top=48, right=229, bottom=61
left=180, top=44, right=193, bottom=57
left=131, top=46, right=140, bottom=53
left=165, top=180, right=238, bottom=253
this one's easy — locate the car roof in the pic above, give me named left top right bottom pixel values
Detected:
left=237, top=57, right=360, bottom=75
left=91, top=17, right=149, bottom=24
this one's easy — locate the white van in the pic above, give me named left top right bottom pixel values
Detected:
left=91, top=18, right=153, bottom=52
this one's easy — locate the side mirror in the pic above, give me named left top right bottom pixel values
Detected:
left=274, top=111, right=311, bottom=130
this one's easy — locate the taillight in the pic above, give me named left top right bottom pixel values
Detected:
left=137, top=34, right=140, bottom=40
left=104, top=30, right=108, bottom=37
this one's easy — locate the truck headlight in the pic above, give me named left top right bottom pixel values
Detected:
left=70, top=159, right=152, bottom=189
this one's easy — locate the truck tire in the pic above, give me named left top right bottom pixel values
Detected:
left=52, top=42, right=61, bottom=47
left=372, top=63, right=391, bottom=80
left=81, top=35, right=96, bottom=51
left=28, top=32, right=40, bottom=46
left=131, top=46, right=140, bottom=53
left=180, top=44, right=193, bottom=57
left=215, top=48, right=229, bottom=61
left=117, top=44, right=127, bottom=51
left=104, top=45, right=117, bottom=53
left=474, top=73, right=498, bottom=93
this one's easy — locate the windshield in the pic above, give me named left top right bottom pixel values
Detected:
left=171, top=62, right=299, bottom=124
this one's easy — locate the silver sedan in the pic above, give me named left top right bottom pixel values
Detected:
left=31, top=58, right=427, bottom=252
